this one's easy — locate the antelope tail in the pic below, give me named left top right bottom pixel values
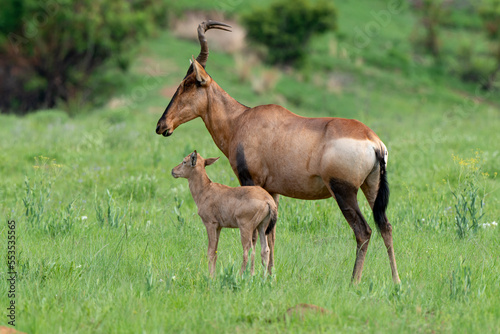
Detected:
left=373, top=148, right=390, bottom=231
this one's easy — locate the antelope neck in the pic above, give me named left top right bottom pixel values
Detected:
left=201, top=82, right=248, bottom=156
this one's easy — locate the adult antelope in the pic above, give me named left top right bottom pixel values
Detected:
left=156, top=21, right=401, bottom=284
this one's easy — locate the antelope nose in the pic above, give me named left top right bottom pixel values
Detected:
left=155, top=123, right=161, bottom=134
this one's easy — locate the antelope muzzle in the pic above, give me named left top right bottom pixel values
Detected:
left=156, top=121, right=173, bottom=137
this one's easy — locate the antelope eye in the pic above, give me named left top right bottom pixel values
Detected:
left=182, top=161, right=186, bottom=165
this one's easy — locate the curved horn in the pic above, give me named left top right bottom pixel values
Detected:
left=196, top=20, right=232, bottom=68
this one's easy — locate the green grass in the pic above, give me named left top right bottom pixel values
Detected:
left=1, top=1, right=500, bottom=332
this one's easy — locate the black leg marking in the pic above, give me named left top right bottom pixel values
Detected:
left=329, top=178, right=358, bottom=212
left=329, top=178, right=372, bottom=242
left=236, top=143, right=254, bottom=186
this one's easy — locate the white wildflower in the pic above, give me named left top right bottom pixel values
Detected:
left=172, top=275, right=176, bottom=280
left=159, top=279, right=164, bottom=282
left=81, top=216, right=88, bottom=220
left=491, top=221, right=498, bottom=227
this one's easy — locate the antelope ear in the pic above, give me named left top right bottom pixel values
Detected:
left=191, top=56, right=209, bottom=85
left=190, top=151, right=198, bottom=167
left=205, top=157, right=219, bottom=167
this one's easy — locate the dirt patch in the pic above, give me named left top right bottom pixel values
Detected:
left=135, top=57, right=176, bottom=77
left=453, top=89, right=500, bottom=109
left=0, top=326, right=26, bottom=334
left=283, top=303, right=331, bottom=321
left=326, top=71, right=355, bottom=94
left=172, top=11, right=246, bottom=54
left=107, top=97, right=129, bottom=109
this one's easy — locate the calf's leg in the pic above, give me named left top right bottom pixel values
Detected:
left=204, top=223, right=221, bottom=277
left=251, top=229, right=258, bottom=275
left=258, top=222, right=270, bottom=275
left=239, top=228, right=253, bottom=275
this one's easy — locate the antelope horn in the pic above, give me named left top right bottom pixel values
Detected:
left=196, top=20, right=232, bottom=68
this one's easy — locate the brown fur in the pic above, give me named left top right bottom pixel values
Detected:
left=171, top=151, right=277, bottom=276
left=158, top=56, right=400, bottom=284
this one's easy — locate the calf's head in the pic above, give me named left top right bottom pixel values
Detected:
left=171, top=151, right=219, bottom=179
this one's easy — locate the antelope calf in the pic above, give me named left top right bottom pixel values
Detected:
left=171, top=151, right=277, bottom=277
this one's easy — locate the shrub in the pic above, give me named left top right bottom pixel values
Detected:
left=242, top=0, right=337, bottom=66
left=94, top=189, right=130, bottom=228
left=479, top=0, right=500, bottom=90
left=451, top=40, right=496, bottom=84
left=479, top=0, right=500, bottom=40
left=449, top=257, right=472, bottom=301
left=0, top=0, right=168, bottom=114
left=23, top=156, right=80, bottom=236
left=449, top=152, right=487, bottom=239
left=410, top=0, right=448, bottom=60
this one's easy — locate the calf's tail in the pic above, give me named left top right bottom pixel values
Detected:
left=265, top=202, right=278, bottom=235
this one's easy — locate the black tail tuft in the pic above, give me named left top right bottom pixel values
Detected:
left=265, top=202, right=277, bottom=235
left=373, top=152, right=390, bottom=231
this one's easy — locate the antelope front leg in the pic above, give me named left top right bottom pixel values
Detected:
left=204, top=223, right=221, bottom=277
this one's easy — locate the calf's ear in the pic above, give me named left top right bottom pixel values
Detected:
left=205, top=157, right=219, bottom=167
left=190, top=151, right=198, bottom=167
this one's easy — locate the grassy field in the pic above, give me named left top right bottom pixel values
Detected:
left=1, top=1, right=500, bottom=332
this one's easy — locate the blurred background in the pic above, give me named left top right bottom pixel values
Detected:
left=1, top=0, right=499, bottom=114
